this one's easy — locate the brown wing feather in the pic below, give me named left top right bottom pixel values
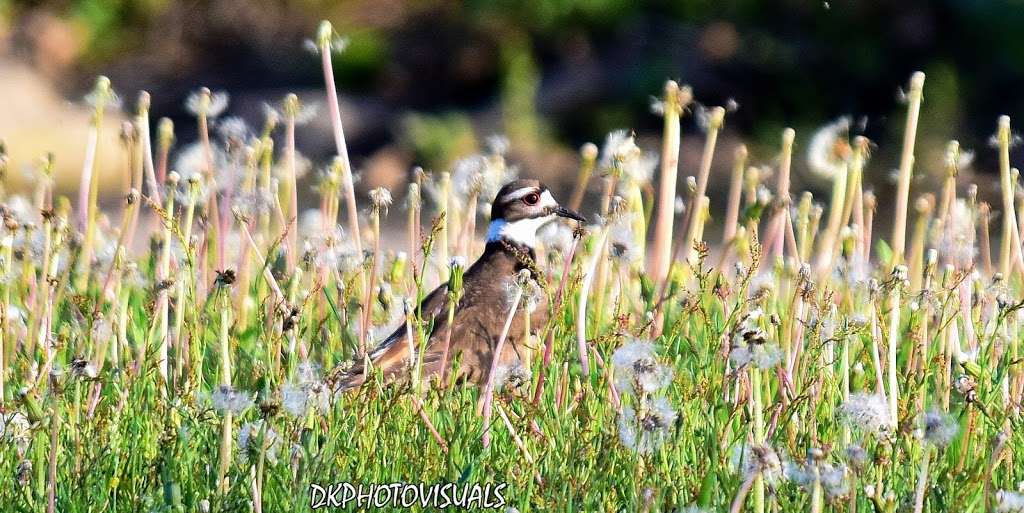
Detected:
left=333, top=242, right=552, bottom=392
left=333, top=280, right=451, bottom=390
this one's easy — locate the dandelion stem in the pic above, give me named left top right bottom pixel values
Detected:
left=577, top=228, right=609, bottom=378
left=723, top=145, right=748, bottom=246
left=481, top=278, right=523, bottom=448
left=683, top=107, right=724, bottom=266
left=283, top=94, right=300, bottom=273
left=46, top=407, right=58, bottom=513
left=75, top=77, right=113, bottom=292
left=998, top=117, right=1019, bottom=278
left=891, top=72, right=925, bottom=266
left=650, top=82, right=688, bottom=289
left=319, top=21, right=362, bottom=258
left=568, top=143, right=598, bottom=212
left=155, top=174, right=177, bottom=392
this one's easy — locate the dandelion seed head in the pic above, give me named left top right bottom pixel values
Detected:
left=296, top=361, right=321, bottom=383
left=649, top=96, right=666, bottom=117
left=448, top=151, right=517, bottom=210
left=216, top=116, right=251, bottom=144
left=0, top=411, right=30, bottom=448
left=622, top=151, right=659, bottom=185
left=612, top=340, right=673, bottom=395
left=84, top=83, right=122, bottom=111
left=600, top=130, right=638, bottom=172
left=185, top=89, right=229, bottom=118
left=173, top=144, right=217, bottom=182
left=820, top=462, right=850, bottom=499
left=235, top=189, right=275, bottom=219
left=520, top=279, right=544, bottom=313
left=2, top=195, right=39, bottom=227
left=730, top=344, right=782, bottom=369
left=941, top=199, right=977, bottom=266
left=608, top=215, right=640, bottom=265
left=369, top=187, right=393, bottom=211
left=997, top=491, right=1024, bottom=512
left=211, top=385, right=254, bottom=415
left=261, top=103, right=281, bottom=128
left=280, top=379, right=332, bottom=418
left=290, top=101, right=319, bottom=126
left=493, top=362, right=531, bottom=392
left=694, top=104, right=725, bottom=133
left=281, top=384, right=308, bottom=417
left=956, top=149, right=975, bottom=170
left=618, top=397, right=677, bottom=454
left=783, top=459, right=813, bottom=486
left=238, top=420, right=282, bottom=464
left=731, top=443, right=783, bottom=484
left=485, top=135, right=510, bottom=156
left=304, top=225, right=361, bottom=272
left=923, top=409, right=958, bottom=447
left=70, top=358, right=98, bottom=380
left=299, top=209, right=325, bottom=235
left=302, top=38, right=320, bottom=54
left=538, top=221, right=574, bottom=255
left=807, top=117, right=851, bottom=180
left=955, top=374, right=977, bottom=400
left=272, top=150, right=312, bottom=181
left=839, top=393, right=892, bottom=437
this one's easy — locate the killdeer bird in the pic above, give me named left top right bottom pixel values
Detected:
left=336, top=179, right=584, bottom=390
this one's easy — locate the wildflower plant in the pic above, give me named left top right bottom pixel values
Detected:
left=611, top=339, right=678, bottom=456
left=0, top=33, right=1020, bottom=513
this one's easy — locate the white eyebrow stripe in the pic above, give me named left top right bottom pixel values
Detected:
left=502, top=187, right=540, bottom=202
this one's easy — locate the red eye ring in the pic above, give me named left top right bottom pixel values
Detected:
left=523, top=192, right=540, bottom=205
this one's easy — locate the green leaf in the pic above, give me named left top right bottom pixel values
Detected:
left=875, top=239, right=893, bottom=266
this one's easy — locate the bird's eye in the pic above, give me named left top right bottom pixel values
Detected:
left=523, top=193, right=540, bottom=205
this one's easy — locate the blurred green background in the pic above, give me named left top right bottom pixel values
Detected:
left=1, top=0, right=1023, bottom=209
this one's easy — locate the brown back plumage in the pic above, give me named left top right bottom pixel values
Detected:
left=332, top=178, right=581, bottom=392
left=333, top=240, right=547, bottom=391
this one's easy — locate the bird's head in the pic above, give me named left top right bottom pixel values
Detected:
left=486, top=179, right=585, bottom=247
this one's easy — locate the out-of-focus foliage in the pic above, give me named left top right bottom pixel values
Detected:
left=4, top=0, right=1024, bottom=191
left=403, top=112, right=477, bottom=171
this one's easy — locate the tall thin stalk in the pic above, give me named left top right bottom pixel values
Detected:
left=75, top=76, right=115, bottom=291
left=154, top=173, right=177, bottom=391
left=568, top=143, right=599, bottom=212
left=481, top=271, right=526, bottom=448
left=890, top=71, right=926, bottom=266
left=577, top=227, right=610, bottom=378
left=723, top=144, right=748, bottom=246
left=282, top=94, right=301, bottom=273
left=650, top=81, right=690, bottom=287
left=318, top=21, right=362, bottom=257
left=682, top=107, right=724, bottom=265
left=997, top=116, right=1018, bottom=278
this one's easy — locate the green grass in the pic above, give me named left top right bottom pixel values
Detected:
left=0, top=41, right=1021, bottom=513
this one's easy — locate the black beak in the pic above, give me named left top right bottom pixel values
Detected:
left=554, top=206, right=586, bottom=223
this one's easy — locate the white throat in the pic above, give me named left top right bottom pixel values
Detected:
left=486, top=216, right=554, bottom=247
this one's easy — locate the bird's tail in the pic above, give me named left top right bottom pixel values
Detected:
left=327, top=358, right=370, bottom=393
left=328, top=342, right=442, bottom=393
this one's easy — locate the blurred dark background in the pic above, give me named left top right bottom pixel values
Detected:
left=1, top=0, right=1023, bottom=215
